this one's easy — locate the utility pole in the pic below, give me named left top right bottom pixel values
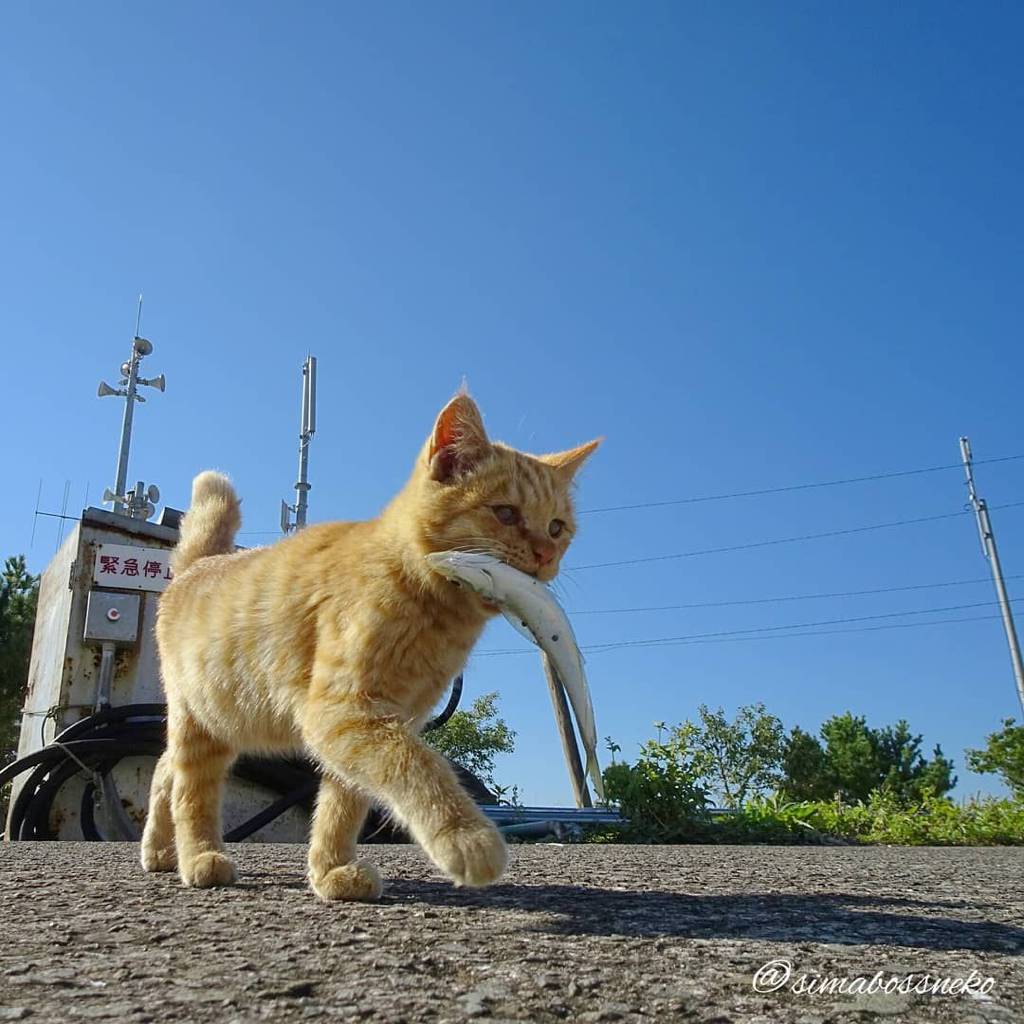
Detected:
left=97, top=311, right=165, bottom=517
left=281, top=356, right=317, bottom=534
left=960, top=437, right=1024, bottom=714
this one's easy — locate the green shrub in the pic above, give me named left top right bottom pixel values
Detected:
left=592, top=783, right=1024, bottom=847
left=713, top=795, right=832, bottom=844
left=601, top=728, right=710, bottom=842
left=720, top=792, right=1024, bottom=846
left=597, top=715, right=1023, bottom=847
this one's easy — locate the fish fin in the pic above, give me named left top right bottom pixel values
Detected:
left=586, top=753, right=605, bottom=803
left=502, top=608, right=541, bottom=647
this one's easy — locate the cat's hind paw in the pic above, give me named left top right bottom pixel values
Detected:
left=428, top=821, right=507, bottom=888
left=182, top=851, right=238, bottom=888
left=310, top=858, right=383, bottom=902
left=140, top=843, right=177, bottom=873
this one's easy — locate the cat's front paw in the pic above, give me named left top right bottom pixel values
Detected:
left=427, top=820, right=507, bottom=887
left=181, top=851, right=238, bottom=888
left=310, top=858, right=383, bottom=902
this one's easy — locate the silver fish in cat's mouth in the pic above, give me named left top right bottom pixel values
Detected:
left=424, top=550, right=603, bottom=801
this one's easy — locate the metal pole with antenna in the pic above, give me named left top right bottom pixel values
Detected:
left=97, top=298, right=166, bottom=517
left=282, top=356, right=317, bottom=533
left=960, top=436, right=1024, bottom=714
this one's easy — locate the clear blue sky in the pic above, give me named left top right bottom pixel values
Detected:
left=3, top=3, right=1023, bottom=803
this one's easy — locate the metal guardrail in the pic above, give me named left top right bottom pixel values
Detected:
left=481, top=804, right=622, bottom=825
left=482, top=804, right=623, bottom=838
left=481, top=804, right=740, bottom=839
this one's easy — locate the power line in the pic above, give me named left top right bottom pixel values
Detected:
left=235, top=453, right=1024, bottom=536
left=569, top=500, right=1024, bottom=571
left=578, top=598, right=1022, bottom=652
left=475, top=604, right=1019, bottom=658
left=586, top=612, right=1008, bottom=653
left=570, top=574, right=1024, bottom=616
left=579, top=453, right=1024, bottom=515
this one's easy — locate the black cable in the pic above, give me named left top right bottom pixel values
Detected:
left=423, top=674, right=463, bottom=733
left=8, top=759, right=56, bottom=835
left=4, top=679, right=475, bottom=841
left=1, top=710, right=263, bottom=841
left=1, top=736, right=159, bottom=789
left=223, top=779, right=319, bottom=842
left=6, top=737, right=164, bottom=840
left=80, top=780, right=101, bottom=841
left=23, top=757, right=95, bottom=840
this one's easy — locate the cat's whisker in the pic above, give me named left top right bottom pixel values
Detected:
left=451, top=538, right=510, bottom=562
left=451, top=544, right=504, bottom=560
left=455, top=538, right=503, bottom=550
left=554, top=567, right=586, bottom=601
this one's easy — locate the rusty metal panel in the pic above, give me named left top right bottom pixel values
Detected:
left=14, top=506, right=312, bottom=843
left=131, top=584, right=165, bottom=705
left=11, top=527, right=79, bottom=807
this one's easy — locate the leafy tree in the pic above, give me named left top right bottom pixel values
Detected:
left=780, top=726, right=831, bottom=802
left=780, top=712, right=956, bottom=805
left=0, top=556, right=38, bottom=761
left=966, top=719, right=1024, bottom=799
left=874, top=719, right=956, bottom=802
left=820, top=713, right=888, bottom=802
left=693, top=703, right=785, bottom=807
left=424, top=691, right=515, bottom=787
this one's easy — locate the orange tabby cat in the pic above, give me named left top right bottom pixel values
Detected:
left=141, top=393, right=599, bottom=901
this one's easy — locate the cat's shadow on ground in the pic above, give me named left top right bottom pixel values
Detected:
left=236, top=869, right=1024, bottom=953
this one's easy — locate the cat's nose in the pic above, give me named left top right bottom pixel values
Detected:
left=532, top=540, right=556, bottom=567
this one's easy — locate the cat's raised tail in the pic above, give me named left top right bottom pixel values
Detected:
left=170, top=470, right=242, bottom=574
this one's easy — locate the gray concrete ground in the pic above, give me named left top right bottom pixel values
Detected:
left=1, top=842, right=1021, bottom=1023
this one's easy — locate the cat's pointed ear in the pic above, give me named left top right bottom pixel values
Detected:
left=540, top=438, right=602, bottom=480
left=428, top=394, right=490, bottom=482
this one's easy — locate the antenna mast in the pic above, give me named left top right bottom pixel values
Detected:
left=282, top=356, right=317, bottom=534
left=960, top=436, right=1024, bottom=714
left=97, top=302, right=166, bottom=518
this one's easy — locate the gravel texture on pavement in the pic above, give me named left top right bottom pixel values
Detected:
left=1, top=842, right=1021, bottom=1024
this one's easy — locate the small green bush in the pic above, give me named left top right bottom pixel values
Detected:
left=601, top=729, right=710, bottom=842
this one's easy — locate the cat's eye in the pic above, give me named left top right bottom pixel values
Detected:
left=548, top=519, right=566, bottom=538
left=492, top=505, right=520, bottom=526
